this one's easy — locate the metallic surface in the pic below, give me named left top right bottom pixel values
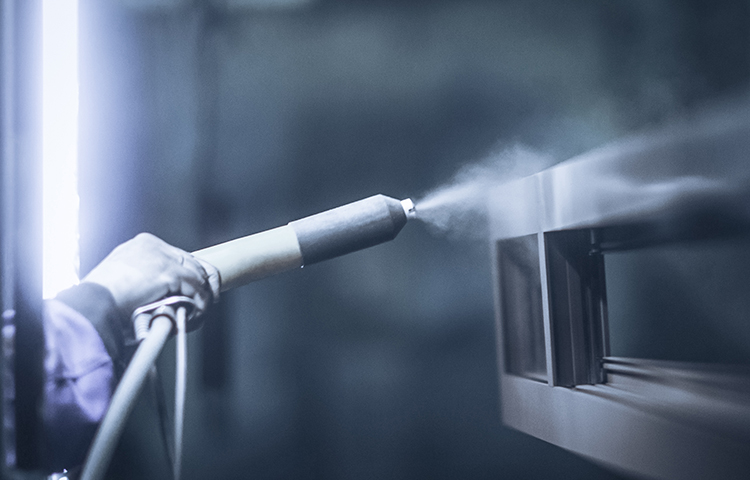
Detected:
left=401, top=198, right=416, bottom=219
left=500, top=371, right=750, bottom=480
left=491, top=103, right=750, bottom=479
left=488, top=104, right=750, bottom=242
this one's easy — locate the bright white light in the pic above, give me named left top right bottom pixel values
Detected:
left=42, top=0, right=80, bottom=298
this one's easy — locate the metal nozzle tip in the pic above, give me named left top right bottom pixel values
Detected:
left=401, top=198, right=416, bottom=219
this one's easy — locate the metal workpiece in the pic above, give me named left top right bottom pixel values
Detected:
left=491, top=102, right=750, bottom=480
left=488, top=104, right=750, bottom=244
left=290, top=194, right=409, bottom=266
left=193, top=225, right=303, bottom=292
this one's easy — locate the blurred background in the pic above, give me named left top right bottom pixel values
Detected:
left=74, top=0, right=748, bottom=478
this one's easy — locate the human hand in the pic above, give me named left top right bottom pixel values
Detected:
left=83, top=233, right=220, bottom=321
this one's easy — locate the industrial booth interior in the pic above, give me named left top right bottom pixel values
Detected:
left=2, top=0, right=750, bottom=479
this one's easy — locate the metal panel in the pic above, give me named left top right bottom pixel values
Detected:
left=500, top=373, right=750, bottom=480
left=492, top=104, right=750, bottom=479
left=496, top=235, right=546, bottom=382
left=488, top=105, right=750, bottom=241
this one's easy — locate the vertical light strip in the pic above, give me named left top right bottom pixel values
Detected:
left=2, top=0, right=16, bottom=311
left=42, top=0, right=80, bottom=298
left=1, top=0, right=18, bottom=466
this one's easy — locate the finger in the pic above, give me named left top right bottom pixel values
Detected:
left=141, top=239, right=214, bottom=315
left=171, top=263, right=206, bottom=294
left=195, top=258, right=221, bottom=302
left=179, top=254, right=219, bottom=304
left=173, top=252, right=206, bottom=281
left=162, top=242, right=195, bottom=264
left=171, top=262, right=213, bottom=314
left=180, top=278, right=209, bottom=314
left=165, top=248, right=212, bottom=290
left=161, top=267, right=207, bottom=317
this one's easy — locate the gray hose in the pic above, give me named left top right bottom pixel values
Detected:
left=79, top=315, right=173, bottom=480
left=173, top=307, right=187, bottom=480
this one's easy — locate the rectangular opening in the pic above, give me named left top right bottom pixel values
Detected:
left=497, top=234, right=546, bottom=382
left=605, top=235, right=750, bottom=365
left=543, top=230, right=608, bottom=386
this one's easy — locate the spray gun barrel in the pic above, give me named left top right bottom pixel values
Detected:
left=193, top=194, right=415, bottom=291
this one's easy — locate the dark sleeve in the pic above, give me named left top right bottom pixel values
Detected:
left=42, top=297, right=116, bottom=471
left=54, top=282, right=132, bottom=377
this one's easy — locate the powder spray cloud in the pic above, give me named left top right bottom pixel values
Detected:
left=415, top=145, right=555, bottom=239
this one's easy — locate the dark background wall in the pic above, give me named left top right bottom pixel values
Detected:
left=76, top=0, right=749, bottom=478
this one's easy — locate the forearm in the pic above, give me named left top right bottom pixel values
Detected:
left=41, top=284, right=127, bottom=471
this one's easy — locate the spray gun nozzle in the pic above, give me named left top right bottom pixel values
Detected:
left=401, top=198, right=417, bottom=218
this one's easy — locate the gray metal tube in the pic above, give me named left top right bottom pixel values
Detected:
left=193, top=194, right=413, bottom=291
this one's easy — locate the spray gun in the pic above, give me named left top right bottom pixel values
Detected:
left=80, top=194, right=416, bottom=480
left=194, top=194, right=416, bottom=291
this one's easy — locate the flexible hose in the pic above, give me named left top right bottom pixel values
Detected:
left=149, top=365, right=174, bottom=470
left=79, top=315, right=173, bottom=480
left=173, top=307, right=187, bottom=480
